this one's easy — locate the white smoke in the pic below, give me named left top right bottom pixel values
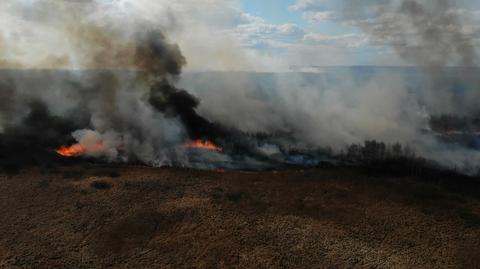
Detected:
left=1, top=0, right=479, bottom=172
left=180, top=68, right=480, bottom=173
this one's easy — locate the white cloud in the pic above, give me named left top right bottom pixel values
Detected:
left=289, top=0, right=326, bottom=12
left=234, top=15, right=305, bottom=45
left=303, top=11, right=337, bottom=23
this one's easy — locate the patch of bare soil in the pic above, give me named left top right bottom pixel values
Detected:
left=0, top=165, right=479, bottom=268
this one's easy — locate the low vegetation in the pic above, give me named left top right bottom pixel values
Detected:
left=62, top=169, right=85, bottom=180
left=91, top=180, right=113, bottom=190
left=0, top=165, right=478, bottom=268
left=1, top=163, right=21, bottom=175
left=340, top=140, right=479, bottom=181
left=92, top=169, right=121, bottom=178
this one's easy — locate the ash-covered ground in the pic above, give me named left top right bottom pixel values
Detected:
left=0, top=165, right=479, bottom=268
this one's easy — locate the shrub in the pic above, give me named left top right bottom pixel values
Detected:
left=1, top=163, right=21, bottom=175
left=62, top=170, right=85, bottom=180
left=458, top=208, right=480, bottom=228
left=40, top=165, right=60, bottom=175
left=226, top=191, right=248, bottom=203
left=92, top=169, right=121, bottom=178
left=91, top=180, right=112, bottom=190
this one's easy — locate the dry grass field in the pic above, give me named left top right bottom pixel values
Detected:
left=0, top=165, right=479, bottom=268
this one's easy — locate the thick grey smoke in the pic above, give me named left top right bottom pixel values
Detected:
left=344, top=0, right=477, bottom=67
left=0, top=0, right=295, bottom=170
left=177, top=0, right=480, bottom=172
left=342, top=0, right=479, bottom=115
left=0, top=0, right=228, bottom=167
left=337, top=0, right=480, bottom=173
left=1, top=0, right=479, bottom=173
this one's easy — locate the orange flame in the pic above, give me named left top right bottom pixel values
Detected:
left=56, top=144, right=86, bottom=157
left=56, top=143, right=105, bottom=157
left=183, top=139, right=223, bottom=151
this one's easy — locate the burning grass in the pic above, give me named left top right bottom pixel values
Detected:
left=56, top=142, right=105, bottom=157
left=56, top=144, right=86, bottom=157
left=183, top=139, right=223, bottom=151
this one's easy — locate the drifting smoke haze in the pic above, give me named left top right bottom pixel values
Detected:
left=178, top=0, right=480, bottom=172
left=342, top=0, right=480, bottom=114
left=0, top=0, right=479, bottom=173
left=0, top=0, right=222, bottom=167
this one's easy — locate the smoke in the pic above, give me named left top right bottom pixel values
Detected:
left=0, top=0, right=227, bottom=167
left=0, top=0, right=284, bottom=169
left=0, top=0, right=479, bottom=173
left=342, top=0, right=477, bottom=67
left=338, top=0, right=480, bottom=172
left=180, top=70, right=426, bottom=148
left=341, top=0, right=479, bottom=115
left=0, top=100, right=80, bottom=165
left=176, top=0, right=480, bottom=172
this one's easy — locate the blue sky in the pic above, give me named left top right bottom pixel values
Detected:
left=230, top=0, right=480, bottom=68
left=240, top=0, right=347, bottom=35
left=234, top=0, right=383, bottom=67
left=242, top=0, right=305, bottom=26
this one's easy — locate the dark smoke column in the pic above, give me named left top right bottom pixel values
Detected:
left=135, top=31, right=225, bottom=141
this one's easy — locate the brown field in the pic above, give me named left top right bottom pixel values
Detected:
left=0, top=165, right=479, bottom=268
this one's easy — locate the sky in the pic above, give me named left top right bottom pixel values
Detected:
left=0, top=0, right=479, bottom=71
left=234, top=0, right=480, bottom=69
left=242, top=0, right=304, bottom=26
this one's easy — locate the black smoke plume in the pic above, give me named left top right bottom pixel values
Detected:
left=0, top=101, right=81, bottom=166
left=136, top=31, right=227, bottom=141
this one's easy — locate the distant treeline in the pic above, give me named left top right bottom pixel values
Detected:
left=338, top=140, right=478, bottom=179
left=340, top=140, right=415, bottom=165
left=430, top=115, right=480, bottom=132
